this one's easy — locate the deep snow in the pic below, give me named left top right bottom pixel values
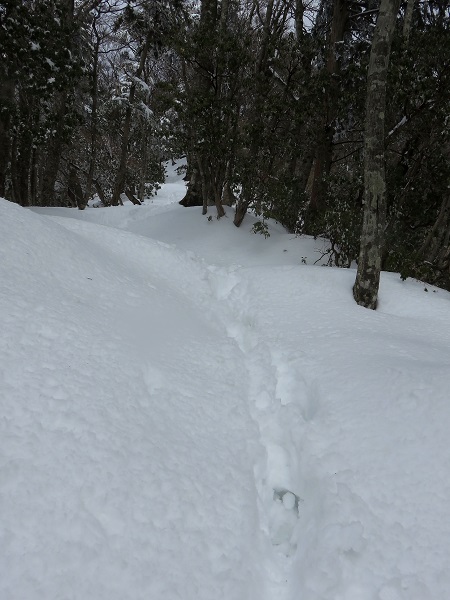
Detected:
left=2, top=163, right=450, bottom=600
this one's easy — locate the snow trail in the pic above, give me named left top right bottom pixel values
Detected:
left=206, top=266, right=304, bottom=599
left=4, top=163, right=450, bottom=599
left=46, top=211, right=302, bottom=598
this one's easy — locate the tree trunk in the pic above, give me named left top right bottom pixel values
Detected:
left=416, top=190, right=450, bottom=289
left=0, top=80, right=14, bottom=198
left=40, top=94, right=68, bottom=205
left=85, top=31, right=100, bottom=204
left=256, top=0, right=275, bottom=74
left=12, top=92, right=33, bottom=206
left=40, top=0, right=76, bottom=205
left=419, top=193, right=450, bottom=264
left=179, top=160, right=203, bottom=207
left=353, top=0, right=400, bottom=309
left=68, top=166, right=86, bottom=209
left=30, top=146, right=39, bottom=205
left=233, top=197, right=250, bottom=227
left=309, top=0, right=348, bottom=220
left=94, top=179, right=108, bottom=206
left=295, top=0, right=304, bottom=40
left=138, top=129, right=148, bottom=202
left=124, top=188, right=142, bottom=205
left=214, top=184, right=226, bottom=218
left=403, top=0, right=415, bottom=44
left=111, top=33, right=151, bottom=206
left=197, top=157, right=209, bottom=215
left=222, top=161, right=236, bottom=206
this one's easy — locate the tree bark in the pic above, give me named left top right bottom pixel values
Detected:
left=0, top=80, right=14, bottom=198
left=111, top=33, right=151, bottom=206
left=40, top=0, right=76, bottom=205
left=138, top=128, right=148, bottom=203
left=11, top=91, right=33, bottom=206
left=197, top=157, right=209, bottom=216
left=40, top=93, right=67, bottom=205
left=124, top=188, right=142, bottom=205
left=222, top=161, right=236, bottom=206
left=295, top=0, right=304, bottom=41
left=419, top=193, right=450, bottom=263
left=233, top=198, right=249, bottom=227
left=68, top=166, right=86, bottom=209
left=353, top=0, right=400, bottom=309
left=403, top=0, right=415, bottom=44
left=179, top=160, right=203, bottom=207
left=309, top=0, right=349, bottom=220
left=85, top=27, right=101, bottom=204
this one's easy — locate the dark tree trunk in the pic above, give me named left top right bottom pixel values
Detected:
left=197, top=157, right=209, bottom=216
left=414, top=190, right=450, bottom=289
left=232, top=0, right=276, bottom=228
left=309, top=0, right=349, bottom=221
left=0, top=80, right=14, bottom=198
left=85, top=31, right=100, bottom=204
left=124, top=188, right=142, bottom=205
left=214, top=184, right=226, bottom=218
left=16, top=141, right=32, bottom=206
left=94, top=180, right=108, bottom=206
left=403, top=0, right=415, bottom=43
left=233, top=198, right=250, bottom=227
left=40, top=0, right=76, bottom=205
left=295, top=0, right=304, bottom=40
left=138, top=129, right=148, bottom=203
left=222, top=180, right=236, bottom=206
left=179, top=161, right=203, bottom=207
left=30, top=146, right=39, bottom=205
left=353, top=0, right=401, bottom=309
left=203, top=0, right=225, bottom=219
left=39, top=97, right=67, bottom=205
left=40, top=97, right=67, bottom=204
left=111, top=33, right=151, bottom=206
left=419, top=193, right=450, bottom=265
left=11, top=93, right=33, bottom=206
left=68, top=166, right=86, bottom=210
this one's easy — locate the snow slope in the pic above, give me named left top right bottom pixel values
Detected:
left=2, top=163, right=450, bottom=599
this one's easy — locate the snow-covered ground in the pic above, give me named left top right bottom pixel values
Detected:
left=2, top=162, right=450, bottom=600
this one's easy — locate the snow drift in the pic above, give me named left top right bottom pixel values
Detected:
left=2, top=164, right=450, bottom=600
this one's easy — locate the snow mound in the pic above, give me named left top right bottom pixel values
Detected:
left=0, top=198, right=261, bottom=600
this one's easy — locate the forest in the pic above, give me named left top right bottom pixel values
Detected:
left=1, top=0, right=449, bottom=302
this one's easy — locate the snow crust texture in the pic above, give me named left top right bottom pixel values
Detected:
left=2, top=164, right=450, bottom=600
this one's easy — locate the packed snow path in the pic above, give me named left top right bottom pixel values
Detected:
left=2, top=164, right=450, bottom=599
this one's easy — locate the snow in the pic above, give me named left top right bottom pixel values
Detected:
left=388, top=115, right=408, bottom=137
left=2, top=162, right=450, bottom=599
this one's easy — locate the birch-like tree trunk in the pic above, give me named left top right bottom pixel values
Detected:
left=353, top=0, right=400, bottom=309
